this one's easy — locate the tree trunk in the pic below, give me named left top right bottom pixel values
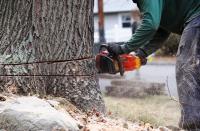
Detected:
left=0, top=0, right=105, bottom=112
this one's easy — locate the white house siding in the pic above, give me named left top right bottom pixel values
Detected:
left=94, top=0, right=137, bottom=14
left=94, top=12, right=133, bottom=43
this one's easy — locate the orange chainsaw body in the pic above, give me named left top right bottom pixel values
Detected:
left=96, top=44, right=142, bottom=76
left=120, top=54, right=141, bottom=71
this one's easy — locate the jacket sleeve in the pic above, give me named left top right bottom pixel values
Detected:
left=121, top=0, right=164, bottom=53
left=141, top=28, right=170, bottom=56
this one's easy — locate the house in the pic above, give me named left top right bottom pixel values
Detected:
left=93, top=0, right=138, bottom=43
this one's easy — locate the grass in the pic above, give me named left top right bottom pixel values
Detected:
left=104, top=95, right=180, bottom=127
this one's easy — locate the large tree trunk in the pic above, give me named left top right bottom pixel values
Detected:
left=0, top=0, right=105, bottom=112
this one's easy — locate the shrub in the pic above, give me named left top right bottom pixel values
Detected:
left=156, top=34, right=180, bottom=56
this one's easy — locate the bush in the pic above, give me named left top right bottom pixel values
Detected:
left=156, top=34, right=180, bottom=56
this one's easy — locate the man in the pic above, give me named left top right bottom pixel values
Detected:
left=106, top=0, right=200, bottom=129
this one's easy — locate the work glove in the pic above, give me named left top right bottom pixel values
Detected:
left=135, top=48, right=148, bottom=65
left=107, top=43, right=124, bottom=56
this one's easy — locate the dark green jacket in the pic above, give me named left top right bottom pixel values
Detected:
left=122, top=0, right=200, bottom=56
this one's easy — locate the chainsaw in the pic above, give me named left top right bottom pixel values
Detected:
left=96, top=44, right=142, bottom=76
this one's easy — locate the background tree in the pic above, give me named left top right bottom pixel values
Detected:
left=0, top=0, right=105, bottom=112
left=156, top=34, right=180, bottom=56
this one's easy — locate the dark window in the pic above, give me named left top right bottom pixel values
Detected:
left=122, top=15, right=131, bottom=28
left=122, top=22, right=131, bottom=28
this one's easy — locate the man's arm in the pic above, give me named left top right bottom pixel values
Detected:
left=121, top=0, right=164, bottom=54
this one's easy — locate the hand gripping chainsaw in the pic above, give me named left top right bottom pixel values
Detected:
left=96, top=44, right=142, bottom=76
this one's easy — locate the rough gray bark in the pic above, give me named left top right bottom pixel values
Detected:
left=0, top=0, right=105, bottom=112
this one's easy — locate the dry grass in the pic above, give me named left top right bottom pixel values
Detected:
left=104, top=95, right=180, bottom=127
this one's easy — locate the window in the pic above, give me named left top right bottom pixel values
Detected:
left=122, top=15, right=132, bottom=28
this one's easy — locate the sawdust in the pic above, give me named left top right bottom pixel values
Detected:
left=0, top=94, right=178, bottom=131
left=50, top=96, right=175, bottom=131
left=70, top=108, right=173, bottom=131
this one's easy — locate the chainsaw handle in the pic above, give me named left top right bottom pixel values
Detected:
left=99, top=44, right=124, bottom=76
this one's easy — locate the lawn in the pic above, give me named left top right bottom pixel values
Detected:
left=104, top=95, right=180, bottom=127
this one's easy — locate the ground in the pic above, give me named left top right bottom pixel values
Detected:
left=104, top=95, right=180, bottom=127
left=0, top=94, right=179, bottom=130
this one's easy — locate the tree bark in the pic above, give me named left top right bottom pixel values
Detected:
left=0, top=0, right=105, bottom=112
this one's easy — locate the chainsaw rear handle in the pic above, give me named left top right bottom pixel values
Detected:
left=99, top=44, right=124, bottom=76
